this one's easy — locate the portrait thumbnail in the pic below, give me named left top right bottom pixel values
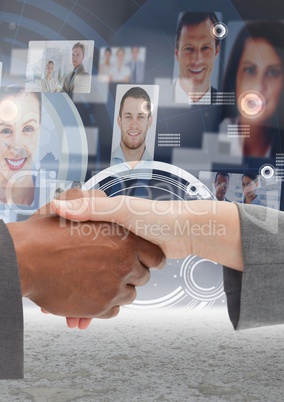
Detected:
left=199, top=170, right=281, bottom=210
left=98, top=46, right=146, bottom=84
left=110, top=84, right=159, bottom=170
left=172, top=11, right=222, bottom=105
left=25, top=40, right=94, bottom=93
left=0, top=87, right=88, bottom=221
left=219, top=20, right=284, bottom=158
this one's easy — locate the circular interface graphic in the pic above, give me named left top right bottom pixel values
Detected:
left=84, top=162, right=225, bottom=310
left=140, top=100, right=154, bottom=115
left=238, top=90, right=266, bottom=119
left=181, top=256, right=224, bottom=302
left=0, top=99, right=19, bottom=122
left=210, top=22, right=228, bottom=40
left=260, top=164, right=275, bottom=180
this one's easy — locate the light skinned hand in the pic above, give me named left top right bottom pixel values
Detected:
left=52, top=195, right=244, bottom=271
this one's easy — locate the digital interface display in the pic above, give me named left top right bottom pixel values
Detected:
left=1, top=0, right=283, bottom=307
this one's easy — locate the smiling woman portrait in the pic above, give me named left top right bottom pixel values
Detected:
left=0, top=87, right=41, bottom=205
left=222, top=21, right=284, bottom=157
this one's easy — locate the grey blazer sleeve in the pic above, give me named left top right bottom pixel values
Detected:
left=0, top=220, right=23, bottom=379
left=223, top=203, right=284, bottom=330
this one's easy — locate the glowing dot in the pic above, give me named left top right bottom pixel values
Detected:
left=140, top=100, right=154, bottom=114
left=0, top=99, right=19, bottom=122
left=210, top=22, right=228, bottom=40
left=9, top=22, right=17, bottom=30
left=260, top=165, right=275, bottom=180
left=238, top=91, right=265, bottom=119
left=49, top=171, right=57, bottom=179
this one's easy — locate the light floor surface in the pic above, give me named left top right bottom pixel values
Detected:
left=1, top=306, right=284, bottom=402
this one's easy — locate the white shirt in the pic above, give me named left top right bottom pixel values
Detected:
left=110, top=65, right=131, bottom=82
left=110, top=144, right=153, bottom=171
left=174, top=78, right=212, bottom=105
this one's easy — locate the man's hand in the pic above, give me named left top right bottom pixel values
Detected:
left=6, top=190, right=165, bottom=320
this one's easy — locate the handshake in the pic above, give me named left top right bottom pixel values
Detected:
left=3, top=186, right=244, bottom=378
left=7, top=187, right=243, bottom=330
left=6, top=189, right=166, bottom=329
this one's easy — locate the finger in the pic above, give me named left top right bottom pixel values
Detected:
left=58, top=188, right=106, bottom=201
left=52, top=191, right=110, bottom=220
left=45, top=313, right=91, bottom=329
left=35, top=189, right=107, bottom=218
left=77, top=318, right=93, bottom=330
left=111, top=284, right=137, bottom=307
left=58, top=188, right=84, bottom=201
left=66, top=317, right=92, bottom=329
left=33, top=188, right=87, bottom=217
left=124, top=285, right=137, bottom=305
left=136, top=237, right=166, bottom=271
left=125, top=263, right=150, bottom=287
left=66, top=317, right=80, bottom=328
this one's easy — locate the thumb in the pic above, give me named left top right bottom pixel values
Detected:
left=51, top=196, right=125, bottom=222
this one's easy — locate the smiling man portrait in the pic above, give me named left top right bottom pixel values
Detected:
left=62, top=42, right=91, bottom=93
left=174, top=11, right=221, bottom=104
left=110, top=86, right=153, bottom=170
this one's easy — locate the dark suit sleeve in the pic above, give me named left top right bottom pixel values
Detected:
left=223, top=203, right=284, bottom=330
left=0, top=220, right=23, bottom=378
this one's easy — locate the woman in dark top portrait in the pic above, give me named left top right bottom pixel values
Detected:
left=221, top=21, right=284, bottom=158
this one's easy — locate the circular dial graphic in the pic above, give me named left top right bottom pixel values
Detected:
left=84, top=162, right=225, bottom=310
